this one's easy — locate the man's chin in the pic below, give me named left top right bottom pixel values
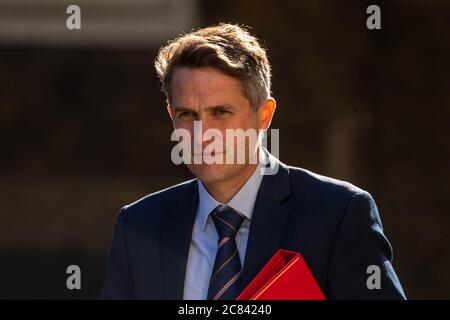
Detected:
left=187, top=163, right=231, bottom=184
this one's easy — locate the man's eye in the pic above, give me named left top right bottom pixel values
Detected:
left=214, top=109, right=230, bottom=116
left=178, top=111, right=194, bottom=118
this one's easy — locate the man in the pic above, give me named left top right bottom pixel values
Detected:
left=101, top=23, right=406, bottom=299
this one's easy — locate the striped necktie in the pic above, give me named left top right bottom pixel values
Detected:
left=207, top=206, right=245, bottom=300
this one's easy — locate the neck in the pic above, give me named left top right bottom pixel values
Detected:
left=203, top=163, right=258, bottom=203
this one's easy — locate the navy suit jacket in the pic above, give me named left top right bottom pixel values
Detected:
left=101, top=153, right=406, bottom=299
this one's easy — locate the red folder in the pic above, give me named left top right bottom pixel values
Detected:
left=237, top=249, right=326, bottom=300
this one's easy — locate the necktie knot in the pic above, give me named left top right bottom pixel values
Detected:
left=211, top=206, right=244, bottom=239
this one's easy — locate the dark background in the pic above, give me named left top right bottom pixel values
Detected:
left=1, top=0, right=449, bottom=299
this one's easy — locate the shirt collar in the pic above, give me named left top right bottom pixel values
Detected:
left=197, top=159, right=265, bottom=231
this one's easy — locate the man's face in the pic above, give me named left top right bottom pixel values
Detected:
left=168, top=66, right=264, bottom=185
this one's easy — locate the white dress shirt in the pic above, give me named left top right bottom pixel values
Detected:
left=182, top=163, right=265, bottom=300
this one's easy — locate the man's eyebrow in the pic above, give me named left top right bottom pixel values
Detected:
left=172, top=104, right=235, bottom=112
left=204, top=104, right=234, bottom=111
left=172, top=106, right=196, bottom=112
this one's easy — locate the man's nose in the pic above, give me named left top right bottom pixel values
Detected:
left=193, top=119, right=221, bottom=152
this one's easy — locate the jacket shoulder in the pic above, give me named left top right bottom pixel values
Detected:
left=286, top=165, right=371, bottom=206
left=119, top=178, right=197, bottom=222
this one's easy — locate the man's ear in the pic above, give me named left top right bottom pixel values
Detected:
left=167, top=105, right=173, bottom=120
left=259, top=97, right=277, bottom=130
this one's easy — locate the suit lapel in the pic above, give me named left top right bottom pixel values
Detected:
left=241, top=154, right=292, bottom=289
left=159, top=180, right=199, bottom=299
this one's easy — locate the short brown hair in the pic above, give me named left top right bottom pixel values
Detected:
left=154, top=23, right=271, bottom=111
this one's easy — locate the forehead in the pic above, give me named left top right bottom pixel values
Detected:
left=170, top=67, right=248, bottom=109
